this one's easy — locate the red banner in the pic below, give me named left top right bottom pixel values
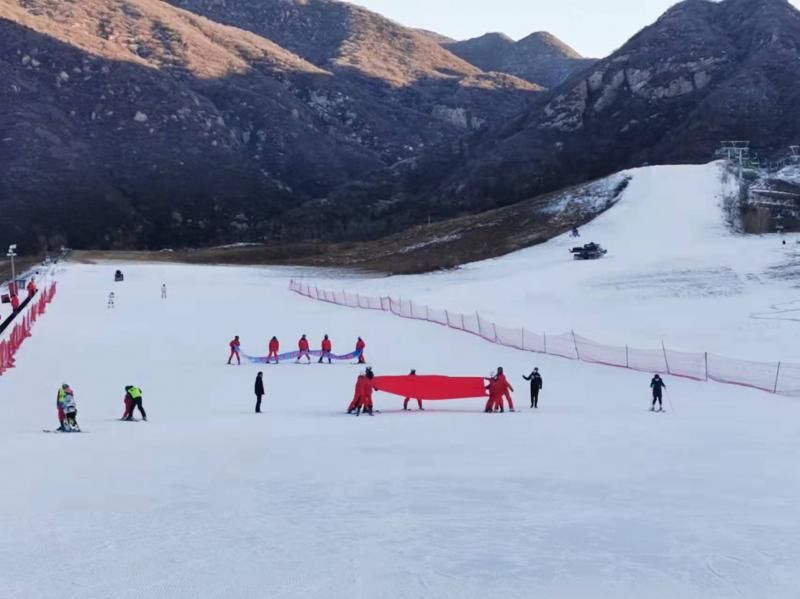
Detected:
left=373, top=375, right=487, bottom=400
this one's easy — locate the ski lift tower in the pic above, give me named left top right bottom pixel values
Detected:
left=717, top=141, right=751, bottom=182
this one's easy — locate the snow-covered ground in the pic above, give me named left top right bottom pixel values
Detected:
left=2, top=162, right=800, bottom=598
left=338, top=163, right=800, bottom=362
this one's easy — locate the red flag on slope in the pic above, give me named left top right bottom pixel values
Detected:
left=372, top=376, right=488, bottom=400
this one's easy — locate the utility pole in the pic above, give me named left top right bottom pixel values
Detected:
left=6, top=244, right=17, bottom=284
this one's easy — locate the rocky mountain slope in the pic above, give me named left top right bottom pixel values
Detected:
left=0, top=0, right=538, bottom=250
left=445, top=31, right=596, bottom=88
left=292, top=0, right=800, bottom=241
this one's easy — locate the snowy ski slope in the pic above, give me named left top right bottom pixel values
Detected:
left=1, top=163, right=799, bottom=599
left=339, top=162, right=800, bottom=362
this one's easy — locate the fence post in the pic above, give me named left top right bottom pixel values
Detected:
left=773, top=362, right=782, bottom=394
left=571, top=330, right=580, bottom=360
left=461, top=314, right=465, bottom=330
left=426, top=305, right=430, bottom=321
left=662, top=341, right=671, bottom=374
left=492, top=322, right=498, bottom=343
left=625, top=345, right=629, bottom=369
left=704, top=352, right=709, bottom=381
left=521, top=328, right=525, bottom=350
left=543, top=332, right=547, bottom=354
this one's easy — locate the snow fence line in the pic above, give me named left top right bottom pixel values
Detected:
left=288, top=279, right=800, bottom=397
left=0, top=282, right=57, bottom=377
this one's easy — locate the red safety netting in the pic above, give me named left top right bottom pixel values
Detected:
left=288, top=279, right=800, bottom=397
left=0, top=282, right=57, bottom=377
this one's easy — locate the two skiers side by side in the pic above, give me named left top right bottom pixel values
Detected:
left=122, top=385, right=147, bottom=421
left=485, top=367, right=515, bottom=413
left=56, top=383, right=79, bottom=432
left=348, top=367, right=376, bottom=416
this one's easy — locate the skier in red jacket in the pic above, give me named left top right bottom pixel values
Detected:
left=347, top=373, right=366, bottom=414
left=496, top=367, right=515, bottom=411
left=296, top=334, right=311, bottom=363
left=228, top=336, right=241, bottom=365
left=355, top=336, right=366, bottom=364
left=484, top=374, right=503, bottom=413
left=318, top=334, right=333, bottom=364
left=268, top=336, right=280, bottom=363
left=348, top=368, right=376, bottom=415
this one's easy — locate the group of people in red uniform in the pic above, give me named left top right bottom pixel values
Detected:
left=484, top=367, right=516, bottom=412
left=228, top=335, right=368, bottom=365
left=347, top=367, right=377, bottom=416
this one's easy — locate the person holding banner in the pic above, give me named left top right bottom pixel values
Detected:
left=268, top=336, right=280, bottom=363
left=484, top=373, right=503, bottom=413
left=297, top=334, right=311, bottom=363
left=403, top=370, right=423, bottom=410
left=355, top=337, right=366, bottom=364
left=228, top=336, right=241, bottom=365
left=495, top=367, right=515, bottom=412
left=318, top=334, right=333, bottom=364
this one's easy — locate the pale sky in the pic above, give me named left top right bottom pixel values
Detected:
left=347, top=0, right=800, bottom=58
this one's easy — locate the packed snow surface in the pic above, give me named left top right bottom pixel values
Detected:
left=341, top=163, right=800, bottom=362
left=2, top=163, right=800, bottom=599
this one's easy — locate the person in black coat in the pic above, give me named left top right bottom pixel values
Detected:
left=522, top=368, right=543, bottom=408
left=650, top=374, right=666, bottom=411
left=254, top=372, right=265, bottom=413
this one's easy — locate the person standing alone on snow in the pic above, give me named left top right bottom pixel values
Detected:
left=254, top=372, right=265, bottom=413
left=523, top=368, right=543, bottom=409
left=228, top=336, right=241, bottom=365
left=403, top=369, right=423, bottom=411
left=123, top=385, right=147, bottom=421
left=650, top=374, right=666, bottom=412
left=318, top=334, right=333, bottom=364
left=297, top=334, right=311, bottom=363
left=161, top=283, right=167, bottom=299
left=107, top=291, right=115, bottom=309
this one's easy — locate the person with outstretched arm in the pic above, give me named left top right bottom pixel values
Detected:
left=254, top=372, right=265, bottom=413
left=650, top=374, right=666, bottom=412
left=403, top=369, right=423, bottom=410
left=523, top=367, right=543, bottom=409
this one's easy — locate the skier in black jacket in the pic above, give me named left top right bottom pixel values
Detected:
left=523, top=368, right=543, bottom=408
left=650, top=374, right=666, bottom=411
left=255, top=372, right=265, bottom=413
